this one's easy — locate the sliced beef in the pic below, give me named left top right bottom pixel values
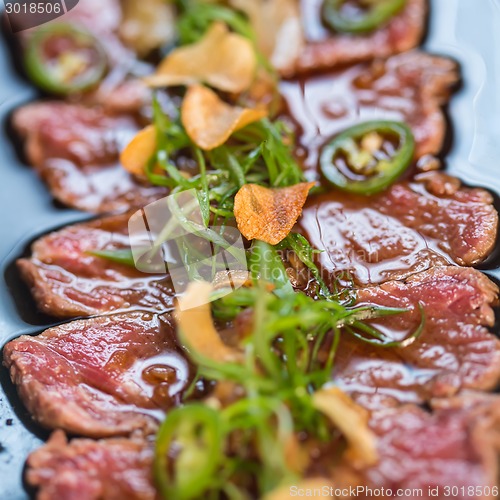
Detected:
left=298, top=173, right=498, bottom=286
left=26, top=396, right=500, bottom=500
left=12, top=102, right=168, bottom=213
left=17, top=213, right=174, bottom=318
left=281, top=51, right=459, bottom=177
left=373, top=173, right=498, bottom=265
left=334, top=267, right=500, bottom=409
left=3, top=312, right=190, bottom=438
left=291, top=0, right=427, bottom=76
left=331, top=393, right=500, bottom=499
left=26, top=431, right=157, bottom=500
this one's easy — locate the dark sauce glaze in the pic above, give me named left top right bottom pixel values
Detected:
left=297, top=190, right=452, bottom=286
left=3, top=311, right=194, bottom=436
left=0, top=0, right=500, bottom=497
left=135, top=351, right=190, bottom=411
left=296, top=175, right=498, bottom=286
left=280, top=49, right=459, bottom=181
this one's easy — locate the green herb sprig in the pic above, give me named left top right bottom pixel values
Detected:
left=85, top=7, right=429, bottom=498
left=155, top=243, right=424, bottom=499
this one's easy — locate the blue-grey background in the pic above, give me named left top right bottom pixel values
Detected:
left=0, top=0, right=499, bottom=497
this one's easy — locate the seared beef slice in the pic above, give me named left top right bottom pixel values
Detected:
left=282, top=51, right=459, bottom=176
left=26, top=431, right=157, bottom=500
left=17, top=213, right=174, bottom=318
left=335, top=267, right=500, bottom=408
left=3, top=313, right=190, bottom=438
left=298, top=174, right=498, bottom=285
left=12, top=102, right=167, bottom=213
left=290, top=0, right=427, bottom=76
left=27, top=395, right=500, bottom=500
left=333, top=393, right=500, bottom=500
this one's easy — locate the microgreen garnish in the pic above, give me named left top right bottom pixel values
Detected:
left=87, top=248, right=136, bottom=267
left=155, top=278, right=424, bottom=498
left=175, top=0, right=254, bottom=46
left=87, top=9, right=429, bottom=498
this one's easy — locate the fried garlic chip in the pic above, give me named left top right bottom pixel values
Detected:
left=120, top=124, right=156, bottom=176
left=313, top=386, right=378, bottom=468
left=181, top=85, right=267, bottom=150
left=119, top=0, right=175, bottom=56
left=230, top=0, right=304, bottom=75
left=234, top=182, right=315, bottom=245
left=177, top=281, right=244, bottom=364
left=144, top=22, right=257, bottom=93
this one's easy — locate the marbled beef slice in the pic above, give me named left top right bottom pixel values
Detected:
left=17, top=212, right=174, bottom=318
left=298, top=173, right=498, bottom=286
left=290, top=0, right=427, bottom=75
left=331, top=393, right=500, bottom=500
left=3, top=312, right=190, bottom=438
left=12, top=102, right=167, bottom=213
left=26, top=431, right=157, bottom=500
left=334, top=267, right=500, bottom=409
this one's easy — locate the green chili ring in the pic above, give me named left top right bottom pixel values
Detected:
left=24, top=23, right=107, bottom=95
left=154, top=404, right=224, bottom=500
left=322, top=0, right=407, bottom=34
left=320, top=120, right=415, bottom=195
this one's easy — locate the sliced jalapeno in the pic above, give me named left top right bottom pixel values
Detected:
left=320, top=120, right=415, bottom=195
left=155, top=404, right=224, bottom=500
left=323, top=0, right=407, bottom=34
left=24, top=23, right=107, bottom=95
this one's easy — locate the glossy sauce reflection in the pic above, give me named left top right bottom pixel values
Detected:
left=280, top=52, right=455, bottom=180
left=132, top=352, right=190, bottom=410
left=297, top=188, right=454, bottom=287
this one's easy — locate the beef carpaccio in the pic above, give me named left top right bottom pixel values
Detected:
left=12, top=102, right=168, bottom=213
left=298, top=172, right=498, bottom=285
left=282, top=51, right=459, bottom=178
left=17, top=212, right=175, bottom=318
left=4, top=312, right=190, bottom=438
left=292, top=0, right=427, bottom=76
left=2, top=0, right=500, bottom=499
